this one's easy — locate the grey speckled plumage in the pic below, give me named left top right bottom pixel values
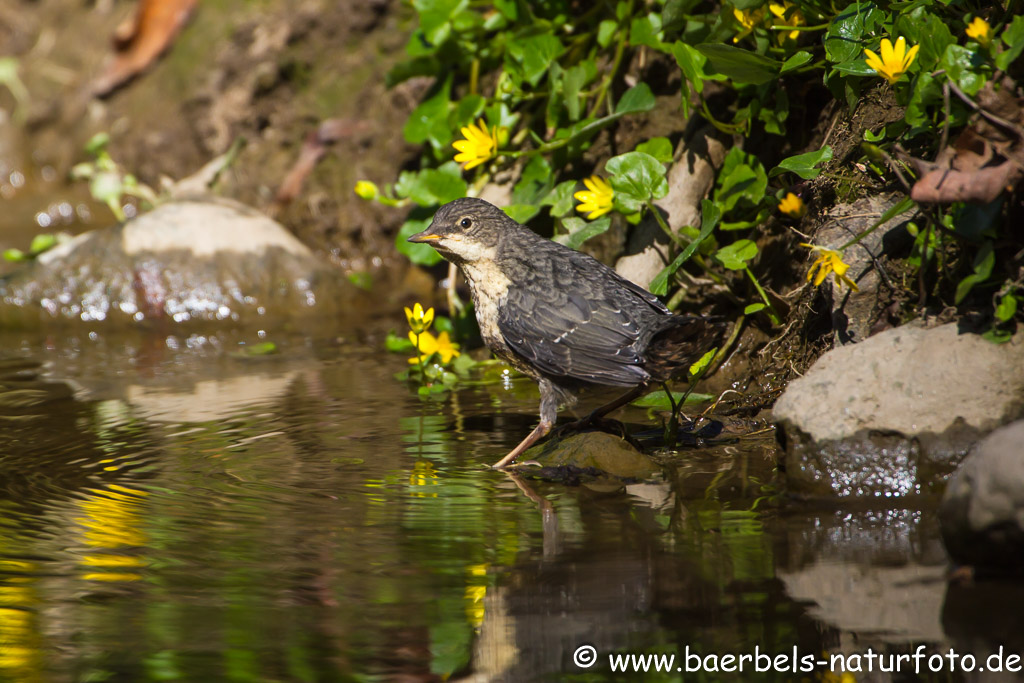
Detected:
left=409, top=197, right=718, bottom=467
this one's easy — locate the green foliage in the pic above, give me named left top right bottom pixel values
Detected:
left=70, top=133, right=161, bottom=221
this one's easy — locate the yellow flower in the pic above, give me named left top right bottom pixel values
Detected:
left=408, top=330, right=460, bottom=364
left=354, top=180, right=379, bottom=200
left=769, top=2, right=804, bottom=42
left=733, top=6, right=766, bottom=42
left=778, top=192, right=806, bottom=218
left=863, top=37, right=919, bottom=85
left=452, top=120, right=498, bottom=170
left=966, top=17, right=992, bottom=47
left=574, top=175, right=614, bottom=219
left=801, top=243, right=859, bottom=291
left=404, top=302, right=434, bottom=334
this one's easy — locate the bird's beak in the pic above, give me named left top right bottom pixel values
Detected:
left=408, top=230, right=441, bottom=244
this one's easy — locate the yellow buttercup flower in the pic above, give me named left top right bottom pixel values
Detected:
left=733, top=6, right=766, bottom=42
left=404, top=302, right=434, bottom=334
left=452, top=120, right=499, bottom=170
left=408, top=330, right=460, bottom=364
left=574, top=175, right=614, bottom=219
left=801, top=243, right=859, bottom=291
left=966, top=17, right=992, bottom=47
left=769, top=2, right=804, bottom=42
left=778, top=192, right=806, bottom=218
left=354, top=180, right=379, bottom=200
left=863, top=37, right=919, bottom=85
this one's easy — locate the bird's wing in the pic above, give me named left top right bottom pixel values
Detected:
left=496, top=252, right=656, bottom=387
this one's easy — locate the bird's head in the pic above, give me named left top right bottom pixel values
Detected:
left=407, top=197, right=510, bottom=264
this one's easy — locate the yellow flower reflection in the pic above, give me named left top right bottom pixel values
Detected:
left=404, top=302, right=435, bottom=334
left=75, top=484, right=149, bottom=582
left=863, top=37, right=919, bottom=85
left=574, top=175, right=614, bottom=219
left=453, top=120, right=499, bottom=170
left=733, top=6, right=766, bottom=42
left=966, top=17, right=992, bottom=48
left=769, top=2, right=805, bottom=42
left=408, top=330, right=460, bottom=364
left=465, top=563, right=488, bottom=628
left=801, top=243, right=859, bottom=291
left=408, top=460, right=438, bottom=497
left=778, top=192, right=806, bottom=218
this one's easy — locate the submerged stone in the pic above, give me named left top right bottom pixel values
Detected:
left=939, top=420, right=1024, bottom=575
left=519, top=430, right=662, bottom=482
left=775, top=323, right=1024, bottom=498
left=0, top=199, right=360, bottom=329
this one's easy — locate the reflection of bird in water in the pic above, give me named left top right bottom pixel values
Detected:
left=409, top=198, right=720, bottom=468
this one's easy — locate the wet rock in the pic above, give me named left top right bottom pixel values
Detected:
left=0, top=199, right=359, bottom=329
left=775, top=323, right=1024, bottom=498
left=939, top=420, right=1024, bottom=575
left=520, top=430, right=662, bottom=482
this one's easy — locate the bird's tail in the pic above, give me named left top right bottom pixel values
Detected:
left=644, top=315, right=725, bottom=382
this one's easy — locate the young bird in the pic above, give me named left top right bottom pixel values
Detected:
left=409, top=197, right=718, bottom=468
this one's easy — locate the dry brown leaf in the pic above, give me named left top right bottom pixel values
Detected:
left=92, top=0, right=198, bottom=98
left=272, top=119, right=371, bottom=209
left=911, top=161, right=1023, bottom=203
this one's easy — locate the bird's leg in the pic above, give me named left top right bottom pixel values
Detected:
left=492, top=379, right=559, bottom=469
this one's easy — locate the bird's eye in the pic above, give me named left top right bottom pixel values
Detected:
left=460, top=217, right=473, bottom=229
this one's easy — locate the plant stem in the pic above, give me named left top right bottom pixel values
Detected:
left=743, top=266, right=781, bottom=325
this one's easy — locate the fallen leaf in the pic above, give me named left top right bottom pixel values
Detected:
left=92, top=0, right=198, bottom=98
left=911, top=160, right=1023, bottom=203
left=272, top=119, right=371, bottom=209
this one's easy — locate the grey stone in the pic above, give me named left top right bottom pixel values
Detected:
left=807, top=194, right=915, bottom=345
left=775, top=323, right=1024, bottom=498
left=939, top=420, right=1024, bottom=572
left=0, top=199, right=358, bottom=328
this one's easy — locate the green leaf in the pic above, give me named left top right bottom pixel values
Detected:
left=780, top=50, right=813, bottom=73
left=561, top=63, right=592, bottom=121
left=614, top=82, right=656, bottom=115
left=386, top=56, right=441, bottom=87
left=414, top=0, right=469, bottom=46
left=714, top=147, right=768, bottom=214
left=954, top=241, right=995, bottom=304
left=28, top=233, right=57, bottom=254
left=3, top=248, right=26, bottom=262
left=540, top=180, right=577, bottom=218
left=995, top=293, right=1018, bottom=323
left=649, top=199, right=720, bottom=296
left=696, top=44, right=782, bottom=85
left=396, top=164, right=467, bottom=206
left=397, top=217, right=444, bottom=266
left=553, top=216, right=612, bottom=250
left=507, top=33, right=564, bottom=86
left=714, top=239, right=758, bottom=270
left=451, top=94, right=486, bottom=128
left=688, top=347, right=717, bottom=376
left=672, top=41, right=709, bottom=94
left=997, top=16, right=1024, bottom=70
left=635, top=137, right=673, bottom=163
left=606, top=151, right=669, bottom=213
left=941, top=44, right=985, bottom=96
left=597, top=19, right=619, bottom=48
left=744, top=303, right=766, bottom=314
left=831, top=59, right=876, bottom=76
left=824, top=3, right=884, bottom=64
left=663, top=0, right=698, bottom=35
left=898, top=9, right=954, bottom=70
left=511, top=155, right=553, bottom=205
left=630, top=13, right=665, bottom=51
left=905, top=71, right=942, bottom=127
left=770, top=146, right=833, bottom=180
left=631, top=390, right=713, bottom=408
left=502, top=204, right=540, bottom=224
left=403, top=76, right=452, bottom=149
